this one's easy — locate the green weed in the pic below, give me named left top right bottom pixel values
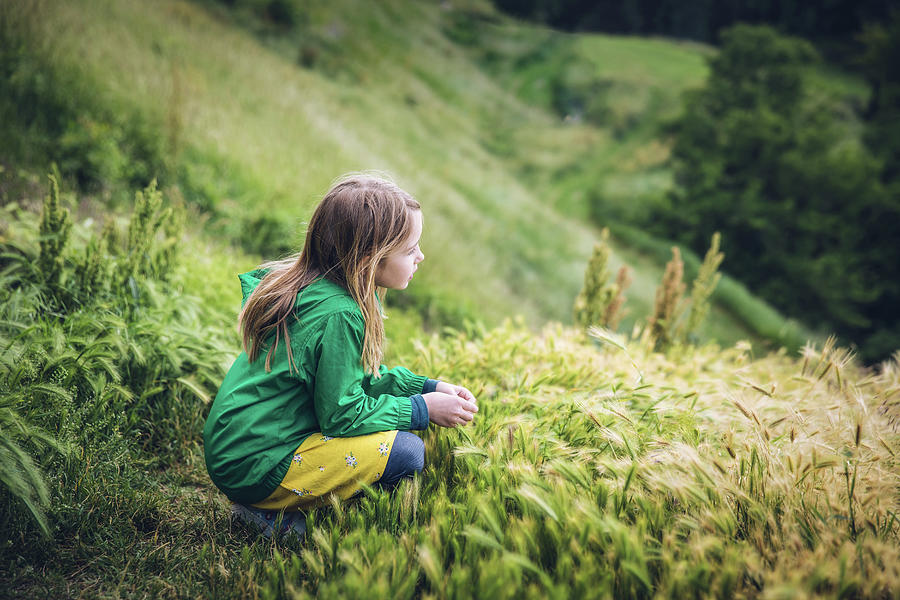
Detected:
left=0, top=176, right=232, bottom=552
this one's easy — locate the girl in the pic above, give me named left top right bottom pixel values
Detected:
left=203, top=174, right=478, bottom=539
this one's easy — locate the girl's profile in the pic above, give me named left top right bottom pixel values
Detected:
left=202, top=173, right=477, bottom=538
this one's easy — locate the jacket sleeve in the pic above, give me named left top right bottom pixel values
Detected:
left=362, top=365, right=437, bottom=398
left=313, top=311, right=429, bottom=436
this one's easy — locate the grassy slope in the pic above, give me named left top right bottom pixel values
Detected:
left=486, top=29, right=712, bottom=220
left=38, top=0, right=581, bottom=324
left=5, top=276, right=899, bottom=597
left=2, top=4, right=898, bottom=598
left=26, top=0, right=820, bottom=351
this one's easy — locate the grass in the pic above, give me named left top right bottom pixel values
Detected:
left=0, top=0, right=830, bottom=351
left=4, top=266, right=898, bottom=597
left=2, top=2, right=894, bottom=597
left=1, top=178, right=897, bottom=598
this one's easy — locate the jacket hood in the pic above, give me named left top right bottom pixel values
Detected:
left=238, top=269, right=267, bottom=307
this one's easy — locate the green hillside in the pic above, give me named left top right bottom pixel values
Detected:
left=1, top=0, right=816, bottom=349
left=1, top=1, right=898, bottom=598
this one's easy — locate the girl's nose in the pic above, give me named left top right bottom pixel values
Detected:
left=416, top=249, right=425, bottom=263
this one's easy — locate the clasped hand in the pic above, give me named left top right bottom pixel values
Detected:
left=422, top=381, right=478, bottom=428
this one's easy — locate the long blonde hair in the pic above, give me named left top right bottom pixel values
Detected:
left=239, top=174, right=421, bottom=376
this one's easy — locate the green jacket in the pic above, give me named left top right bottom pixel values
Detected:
left=203, top=270, right=433, bottom=504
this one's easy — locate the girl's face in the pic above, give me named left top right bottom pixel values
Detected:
left=374, top=210, right=424, bottom=290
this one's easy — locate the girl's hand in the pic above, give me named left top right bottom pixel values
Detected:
left=422, top=391, right=478, bottom=428
left=434, top=381, right=477, bottom=405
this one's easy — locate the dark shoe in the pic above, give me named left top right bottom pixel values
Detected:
left=231, top=503, right=306, bottom=540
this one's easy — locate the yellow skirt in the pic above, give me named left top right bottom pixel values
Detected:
left=251, top=430, right=398, bottom=511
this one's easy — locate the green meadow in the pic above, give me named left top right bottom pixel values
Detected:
left=1, top=0, right=897, bottom=598
left=2, top=0, right=822, bottom=345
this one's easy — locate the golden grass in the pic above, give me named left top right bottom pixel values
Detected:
left=394, top=320, right=900, bottom=597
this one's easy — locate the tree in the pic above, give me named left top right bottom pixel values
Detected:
left=490, top=1, right=892, bottom=54
left=855, top=13, right=900, bottom=360
left=663, top=25, right=895, bottom=362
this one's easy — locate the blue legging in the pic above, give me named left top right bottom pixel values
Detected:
left=376, top=431, right=424, bottom=489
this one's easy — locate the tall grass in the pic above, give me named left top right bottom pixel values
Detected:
left=244, top=322, right=898, bottom=598
left=1, top=181, right=897, bottom=596
left=0, top=177, right=233, bottom=558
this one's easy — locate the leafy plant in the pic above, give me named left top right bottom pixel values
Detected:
left=36, top=173, right=71, bottom=291
left=0, top=176, right=231, bottom=537
left=0, top=387, right=59, bottom=536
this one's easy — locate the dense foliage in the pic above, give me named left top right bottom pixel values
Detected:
left=0, top=178, right=231, bottom=551
left=492, top=0, right=891, bottom=52
left=862, top=13, right=900, bottom=182
left=657, top=25, right=898, bottom=363
left=855, top=14, right=900, bottom=357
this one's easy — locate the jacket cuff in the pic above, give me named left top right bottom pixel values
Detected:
left=423, top=378, right=439, bottom=394
left=401, top=374, right=428, bottom=397
left=409, top=395, right=429, bottom=430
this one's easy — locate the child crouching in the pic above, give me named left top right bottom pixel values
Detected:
left=203, top=174, right=477, bottom=538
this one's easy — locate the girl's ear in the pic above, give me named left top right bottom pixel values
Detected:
left=360, top=252, right=376, bottom=270
left=358, top=252, right=379, bottom=279
left=366, top=248, right=388, bottom=268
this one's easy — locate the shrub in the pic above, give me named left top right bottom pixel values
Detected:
left=264, top=0, right=300, bottom=27
left=239, top=213, right=297, bottom=258
left=0, top=176, right=231, bottom=536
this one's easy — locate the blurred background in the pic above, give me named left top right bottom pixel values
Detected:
left=2, top=0, right=898, bottom=362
